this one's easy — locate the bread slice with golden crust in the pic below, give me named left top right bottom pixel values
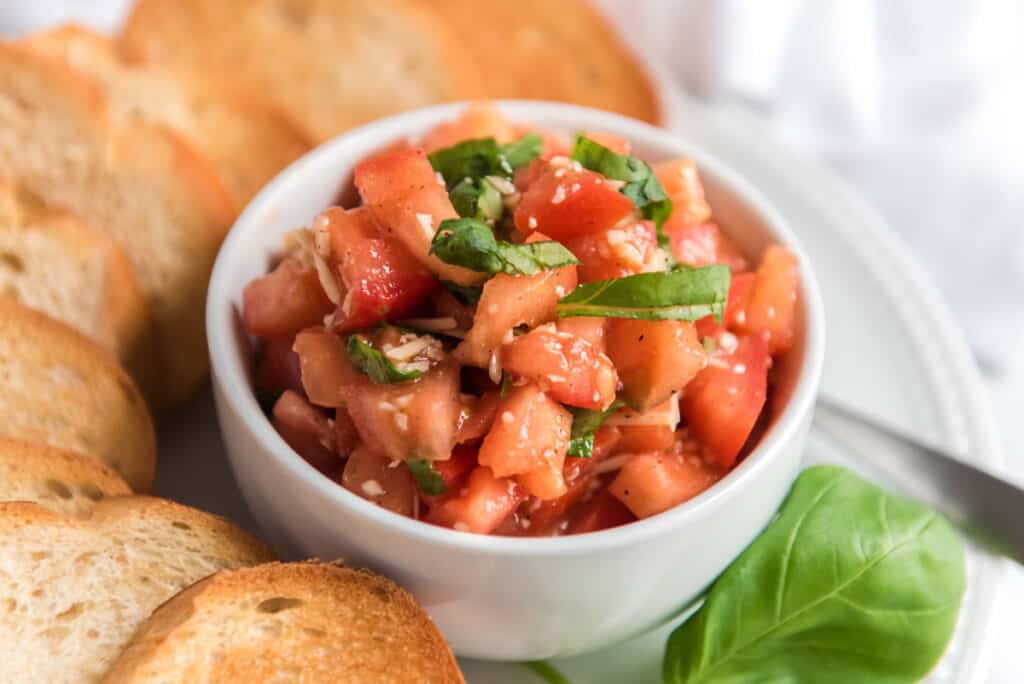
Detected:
left=0, top=438, right=130, bottom=517
left=0, top=300, right=156, bottom=491
left=0, top=498, right=275, bottom=684
left=119, top=0, right=481, bottom=143
left=104, top=562, right=464, bottom=684
left=0, top=177, right=149, bottom=370
left=0, top=43, right=233, bottom=407
left=21, top=25, right=310, bottom=209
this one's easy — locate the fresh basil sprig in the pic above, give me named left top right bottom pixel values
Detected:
left=502, top=133, right=543, bottom=168
left=663, top=465, right=965, bottom=684
left=429, top=138, right=512, bottom=186
left=567, top=399, right=625, bottom=458
left=556, top=266, right=729, bottom=322
left=345, top=334, right=423, bottom=384
left=571, top=134, right=674, bottom=259
left=430, top=218, right=579, bottom=276
left=407, top=458, right=447, bottom=495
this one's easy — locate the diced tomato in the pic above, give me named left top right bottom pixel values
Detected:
left=456, top=390, right=500, bottom=443
left=556, top=316, right=607, bottom=353
left=517, top=456, right=568, bottom=500
left=271, top=390, right=339, bottom=476
left=695, top=271, right=756, bottom=338
left=334, top=408, right=359, bottom=458
left=341, top=445, right=417, bottom=516
left=323, top=207, right=436, bottom=331
left=242, top=258, right=333, bottom=337
left=653, top=158, right=711, bottom=226
left=431, top=288, right=475, bottom=331
left=426, top=466, right=526, bottom=534
left=613, top=397, right=681, bottom=453
left=292, top=328, right=363, bottom=407
left=355, top=148, right=484, bottom=287
left=564, top=220, right=666, bottom=282
left=420, top=102, right=516, bottom=153
left=502, top=328, right=617, bottom=410
left=666, top=221, right=747, bottom=273
left=454, top=264, right=577, bottom=367
left=582, top=131, right=631, bottom=155
left=433, top=445, right=478, bottom=492
left=606, top=319, right=706, bottom=411
left=567, top=487, right=636, bottom=534
left=514, top=158, right=550, bottom=193
left=735, top=245, right=799, bottom=353
left=514, top=167, right=636, bottom=240
left=680, top=333, right=771, bottom=467
left=609, top=451, right=724, bottom=519
left=478, top=384, right=571, bottom=480
left=255, top=334, right=304, bottom=398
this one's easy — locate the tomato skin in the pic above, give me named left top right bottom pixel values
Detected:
left=514, top=167, right=636, bottom=240
left=679, top=333, right=771, bottom=468
left=478, top=383, right=571, bottom=480
left=564, top=220, right=666, bottom=283
left=340, top=445, right=417, bottom=517
left=735, top=245, right=799, bottom=353
left=609, top=451, right=724, bottom=519
left=556, top=317, right=607, bottom=353
left=243, top=258, right=333, bottom=337
left=271, top=390, right=339, bottom=476
left=567, top=487, right=636, bottom=534
left=354, top=147, right=439, bottom=203
left=696, top=271, right=756, bottom=339
left=426, top=466, right=526, bottom=534
left=324, top=207, right=436, bottom=331
left=292, top=328, right=363, bottom=407
left=502, top=328, right=618, bottom=410
left=420, top=101, right=516, bottom=153
left=665, top=221, right=747, bottom=274
left=606, top=319, right=706, bottom=411
left=653, top=158, right=711, bottom=226
left=433, top=445, right=478, bottom=492
left=255, top=334, right=304, bottom=398
left=456, top=390, right=500, bottom=443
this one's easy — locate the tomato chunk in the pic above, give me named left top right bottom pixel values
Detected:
left=341, top=445, right=417, bottom=516
left=243, top=258, right=332, bottom=337
left=353, top=147, right=439, bottom=202
left=556, top=316, right=607, bottom=353
left=735, top=245, right=799, bottom=353
left=680, top=333, right=770, bottom=467
left=324, top=207, right=436, bottom=331
left=612, top=397, right=681, bottom=453
left=653, top=158, right=711, bottom=226
left=271, top=390, right=339, bottom=476
left=609, top=451, right=724, bottom=519
left=606, top=319, right=706, bottom=411
left=514, top=167, right=635, bottom=240
left=696, top=271, right=756, bottom=339
left=454, top=265, right=577, bottom=367
left=255, top=334, right=304, bottom=398
left=567, top=487, right=636, bottom=534
left=456, top=390, right=500, bottom=443
left=426, top=466, right=525, bottom=534
left=293, top=328, right=363, bottom=407
left=502, top=327, right=617, bottom=410
left=665, top=221, right=747, bottom=273
left=582, top=131, right=631, bottom=155
left=420, top=101, right=516, bottom=153
left=478, top=384, right=571, bottom=480
left=433, top=445, right=478, bottom=492
left=564, top=220, right=666, bottom=282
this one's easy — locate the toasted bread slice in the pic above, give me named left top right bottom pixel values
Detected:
left=105, top=562, right=463, bottom=684
left=415, top=0, right=660, bottom=123
left=0, top=300, right=156, bottom=491
left=0, top=177, right=149, bottom=371
left=119, top=0, right=480, bottom=143
left=0, top=498, right=275, bottom=684
left=22, top=25, right=310, bottom=208
left=0, top=438, right=130, bottom=516
left=0, top=43, right=233, bottom=407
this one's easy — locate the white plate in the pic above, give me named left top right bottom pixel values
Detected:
left=157, top=89, right=1005, bottom=683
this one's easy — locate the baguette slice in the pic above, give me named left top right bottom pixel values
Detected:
left=0, top=438, right=130, bottom=516
left=0, top=177, right=149, bottom=370
left=0, top=43, right=233, bottom=407
left=119, top=0, right=481, bottom=143
left=0, top=299, right=156, bottom=491
left=22, top=25, right=310, bottom=209
left=0, top=498, right=275, bottom=684
left=105, top=562, right=463, bottom=684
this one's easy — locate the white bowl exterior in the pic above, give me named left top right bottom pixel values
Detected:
left=207, top=101, right=825, bottom=660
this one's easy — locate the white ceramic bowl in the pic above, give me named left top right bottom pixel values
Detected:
left=207, top=101, right=825, bottom=661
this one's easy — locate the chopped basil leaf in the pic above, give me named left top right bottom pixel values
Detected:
left=407, top=458, right=447, bottom=495
left=501, top=133, right=543, bottom=169
left=449, top=176, right=504, bottom=221
left=556, top=266, right=730, bottom=322
left=567, top=399, right=625, bottom=458
left=345, top=334, right=423, bottom=384
left=428, top=138, right=512, bottom=188
left=430, top=218, right=579, bottom=276
left=441, top=280, right=483, bottom=306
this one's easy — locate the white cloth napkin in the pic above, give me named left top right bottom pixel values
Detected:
left=3, top=0, right=1022, bottom=370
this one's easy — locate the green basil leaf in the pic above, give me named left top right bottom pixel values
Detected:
left=428, top=138, right=512, bottom=188
left=345, top=334, right=423, bottom=384
left=406, top=458, right=447, bottom=496
left=442, top=280, right=483, bottom=306
left=663, top=465, right=966, bottom=684
left=567, top=399, right=625, bottom=458
left=449, top=177, right=504, bottom=221
left=556, top=266, right=729, bottom=321
left=430, top=218, right=579, bottom=276
left=571, top=134, right=673, bottom=227
left=500, top=371, right=513, bottom=399
left=501, top=133, right=543, bottom=169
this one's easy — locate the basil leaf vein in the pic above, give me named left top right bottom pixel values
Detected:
left=567, top=399, right=625, bottom=458
left=407, top=458, right=447, bottom=496
left=345, top=334, right=423, bottom=384
left=556, top=266, right=729, bottom=322
left=430, top=218, right=578, bottom=276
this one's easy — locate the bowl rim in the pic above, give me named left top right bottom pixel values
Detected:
left=207, top=100, right=825, bottom=558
